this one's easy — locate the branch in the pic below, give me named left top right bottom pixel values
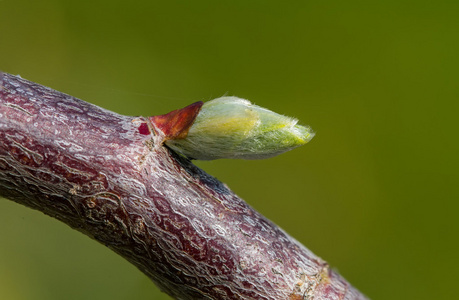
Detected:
left=0, top=72, right=367, bottom=300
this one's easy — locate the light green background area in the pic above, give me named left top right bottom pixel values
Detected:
left=0, top=1, right=457, bottom=299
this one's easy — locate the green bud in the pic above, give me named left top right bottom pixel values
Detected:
left=165, top=97, right=314, bottom=160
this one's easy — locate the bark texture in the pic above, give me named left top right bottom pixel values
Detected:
left=0, top=72, right=367, bottom=300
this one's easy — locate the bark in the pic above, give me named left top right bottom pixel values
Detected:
left=0, top=72, right=367, bottom=300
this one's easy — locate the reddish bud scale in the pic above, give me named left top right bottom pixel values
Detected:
left=149, top=101, right=203, bottom=140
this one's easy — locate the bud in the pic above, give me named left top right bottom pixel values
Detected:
left=164, top=97, right=314, bottom=160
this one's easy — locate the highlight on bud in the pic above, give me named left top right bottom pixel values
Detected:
left=163, top=96, right=314, bottom=160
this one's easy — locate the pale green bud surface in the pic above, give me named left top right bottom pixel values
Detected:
left=165, top=97, right=314, bottom=160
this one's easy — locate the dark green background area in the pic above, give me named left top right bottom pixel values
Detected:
left=1, top=1, right=457, bottom=299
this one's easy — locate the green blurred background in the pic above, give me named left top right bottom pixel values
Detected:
left=1, top=0, right=457, bottom=299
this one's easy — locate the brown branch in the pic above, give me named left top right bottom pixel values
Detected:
left=0, top=72, right=367, bottom=300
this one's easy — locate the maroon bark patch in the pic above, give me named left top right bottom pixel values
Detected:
left=138, top=122, right=151, bottom=135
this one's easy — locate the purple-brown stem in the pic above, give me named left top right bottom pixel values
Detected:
left=0, top=72, right=367, bottom=300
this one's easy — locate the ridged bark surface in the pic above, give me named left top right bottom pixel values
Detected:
left=0, top=72, right=367, bottom=300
